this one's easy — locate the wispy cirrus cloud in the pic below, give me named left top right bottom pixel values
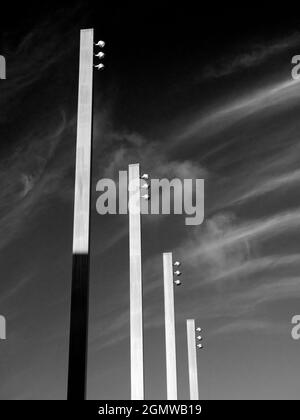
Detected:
left=201, top=32, right=300, bottom=79
left=182, top=209, right=300, bottom=266
left=0, top=7, right=84, bottom=122
left=174, top=77, right=300, bottom=147
left=0, top=112, right=73, bottom=251
left=211, top=319, right=286, bottom=336
left=233, top=169, right=300, bottom=204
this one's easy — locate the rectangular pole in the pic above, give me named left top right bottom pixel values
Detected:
left=68, top=28, right=94, bottom=400
left=128, top=163, right=144, bottom=400
left=163, top=252, right=178, bottom=400
left=186, top=319, right=199, bottom=400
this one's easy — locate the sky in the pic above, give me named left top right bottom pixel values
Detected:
left=1, top=2, right=300, bottom=399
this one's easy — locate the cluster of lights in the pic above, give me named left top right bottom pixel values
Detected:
left=94, top=40, right=105, bottom=70
left=141, top=173, right=150, bottom=200
left=196, top=327, right=203, bottom=349
left=173, top=261, right=182, bottom=286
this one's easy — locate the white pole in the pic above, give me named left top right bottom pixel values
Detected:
left=128, top=163, right=144, bottom=399
left=68, top=28, right=94, bottom=400
left=163, top=252, right=178, bottom=399
left=72, top=28, right=94, bottom=256
left=186, top=319, right=199, bottom=400
left=0, top=315, right=6, bottom=340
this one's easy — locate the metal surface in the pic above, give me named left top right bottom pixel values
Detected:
left=186, top=319, right=199, bottom=400
left=163, top=252, right=178, bottom=400
left=128, top=163, right=144, bottom=400
left=68, top=28, right=94, bottom=400
left=72, top=29, right=94, bottom=255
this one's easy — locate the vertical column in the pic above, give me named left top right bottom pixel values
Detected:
left=0, top=55, right=6, bottom=79
left=0, top=315, right=6, bottom=340
left=68, top=28, right=94, bottom=400
left=163, top=252, right=178, bottom=400
left=128, top=163, right=144, bottom=400
left=186, top=319, right=199, bottom=400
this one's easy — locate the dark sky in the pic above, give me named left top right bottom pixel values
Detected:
left=1, top=2, right=300, bottom=399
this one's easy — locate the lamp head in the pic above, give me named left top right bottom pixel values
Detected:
left=95, top=51, right=105, bottom=58
left=95, top=40, right=105, bottom=48
left=174, top=270, right=182, bottom=276
left=141, top=182, right=150, bottom=189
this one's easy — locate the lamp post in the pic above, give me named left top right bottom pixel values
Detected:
left=163, top=253, right=182, bottom=400
left=128, top=164, right=150, bottom=399
left=186, top=319, right=202, bottom=400
left=67, top=29, right=105, bottom=400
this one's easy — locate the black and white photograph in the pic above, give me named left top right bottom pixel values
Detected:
left=0, top=1, right=300, bottom=409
